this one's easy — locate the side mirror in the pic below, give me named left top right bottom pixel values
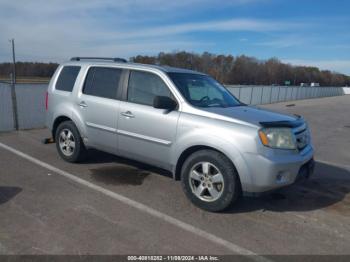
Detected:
left=153, top=96, right=177, bottom=110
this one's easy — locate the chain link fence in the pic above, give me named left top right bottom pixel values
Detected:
left=0, top=83, right=347, bottom=132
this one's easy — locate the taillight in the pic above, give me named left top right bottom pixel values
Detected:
left=45, top=91, right=48, bottom=111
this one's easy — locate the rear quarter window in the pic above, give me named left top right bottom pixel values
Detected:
left=55, top=66, right=81, bottom=92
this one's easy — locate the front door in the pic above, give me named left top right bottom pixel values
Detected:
left=117, top=70, right=179, bottom=169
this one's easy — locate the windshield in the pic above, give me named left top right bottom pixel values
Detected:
left=168, top=73, right=241, bottom=108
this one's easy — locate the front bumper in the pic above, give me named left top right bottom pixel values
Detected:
left=242, top=145, right=314, bottom=194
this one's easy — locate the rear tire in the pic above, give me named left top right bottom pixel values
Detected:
left=55, top=121, right=87, bottom=163
left=181, top=150, right=240, bottom=212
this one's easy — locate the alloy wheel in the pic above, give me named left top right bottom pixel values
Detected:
left=189, top=162, right=224, bottom=202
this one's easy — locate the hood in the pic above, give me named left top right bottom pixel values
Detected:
left=201, top=105, right=300, bottom=127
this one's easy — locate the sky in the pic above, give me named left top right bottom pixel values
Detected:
left=0, top=0, right=349, bottom=75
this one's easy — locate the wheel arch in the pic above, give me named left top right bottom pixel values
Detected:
left=174, top=145, right=242, bottom=188
left=52, top=114, right=86, bottom=142
left=52, top=115, right=72, bottom=140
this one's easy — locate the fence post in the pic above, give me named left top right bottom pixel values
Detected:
left=260, top=87, right=264, bottom=104
left=10, top=82, right=19, bottom=131
left=284, top=86, right=288, bottom=101
left=269, top=86, right=273, bottom=103
left=249, top=86, right=254, bottom=105
left=10, top=39, right=19, bottom=131
left=296, top=87, right=300, bottom=100
left=277, top=86, right=281, bottom=102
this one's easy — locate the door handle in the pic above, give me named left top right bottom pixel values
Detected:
left=79, top=101, right=88, bottom=108
left=121, top=111, right=135, bottom=118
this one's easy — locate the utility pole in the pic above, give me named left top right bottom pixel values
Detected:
left=9, top=39, right=19, bottom=130
left=11, top=39, right=16, bottom=84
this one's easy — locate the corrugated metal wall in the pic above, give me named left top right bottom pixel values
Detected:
left=0, top=83, right=15, bottom=131
left=0, top=83, right=346, bottom=132
left=0, top=83, right=47, bottom=132
left=15, top=84, right=47, bottom=129
left=226, top=85, right=344, bottom=105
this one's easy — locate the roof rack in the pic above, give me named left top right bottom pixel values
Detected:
left=70, top=57, right=127, bottom=63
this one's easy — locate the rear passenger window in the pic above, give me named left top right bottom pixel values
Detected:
left=83, top=67, right=122, bottom=99
left=127, top=70, right=171, bottom=106
left=55, top=66, right=81, bottom=92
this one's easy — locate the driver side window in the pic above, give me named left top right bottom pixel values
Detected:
left=127, top=70, right=172, bottom=106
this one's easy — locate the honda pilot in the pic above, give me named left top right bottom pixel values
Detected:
left=46, top=57, right=314, bottom=212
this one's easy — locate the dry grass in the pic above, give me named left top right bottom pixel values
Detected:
left=0, top=76, right=50, bottom=84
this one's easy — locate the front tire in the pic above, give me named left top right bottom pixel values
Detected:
left=55, top=121, right=86, bottom=163
left=181, top=150, right=241, bottom=212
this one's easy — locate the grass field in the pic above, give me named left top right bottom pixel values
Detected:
left=0, top=76, right=50, bottom=84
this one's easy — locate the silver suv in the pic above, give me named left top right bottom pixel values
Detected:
left=46, top=57, right=314, bottom=212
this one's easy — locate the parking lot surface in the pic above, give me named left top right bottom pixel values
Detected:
left=0, top=95, right=349, bottom=256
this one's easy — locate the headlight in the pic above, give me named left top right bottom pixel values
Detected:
left=259, top=128, right=297, bottom=150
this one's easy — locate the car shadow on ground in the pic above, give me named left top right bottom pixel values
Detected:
left=0, top=186, right=22, bottom=205
left=84, top=150, right=350, bottom=214
left=86, top=149, right=172, bottom=186
left=227, top=161, right=350, bottom=214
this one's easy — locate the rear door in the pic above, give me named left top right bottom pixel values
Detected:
left=77, top=66, right=123, bottom=154
left=117, top=70, right=180, bottom=169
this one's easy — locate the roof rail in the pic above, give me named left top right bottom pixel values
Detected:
left=70, top=57, right=127, bottom=63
